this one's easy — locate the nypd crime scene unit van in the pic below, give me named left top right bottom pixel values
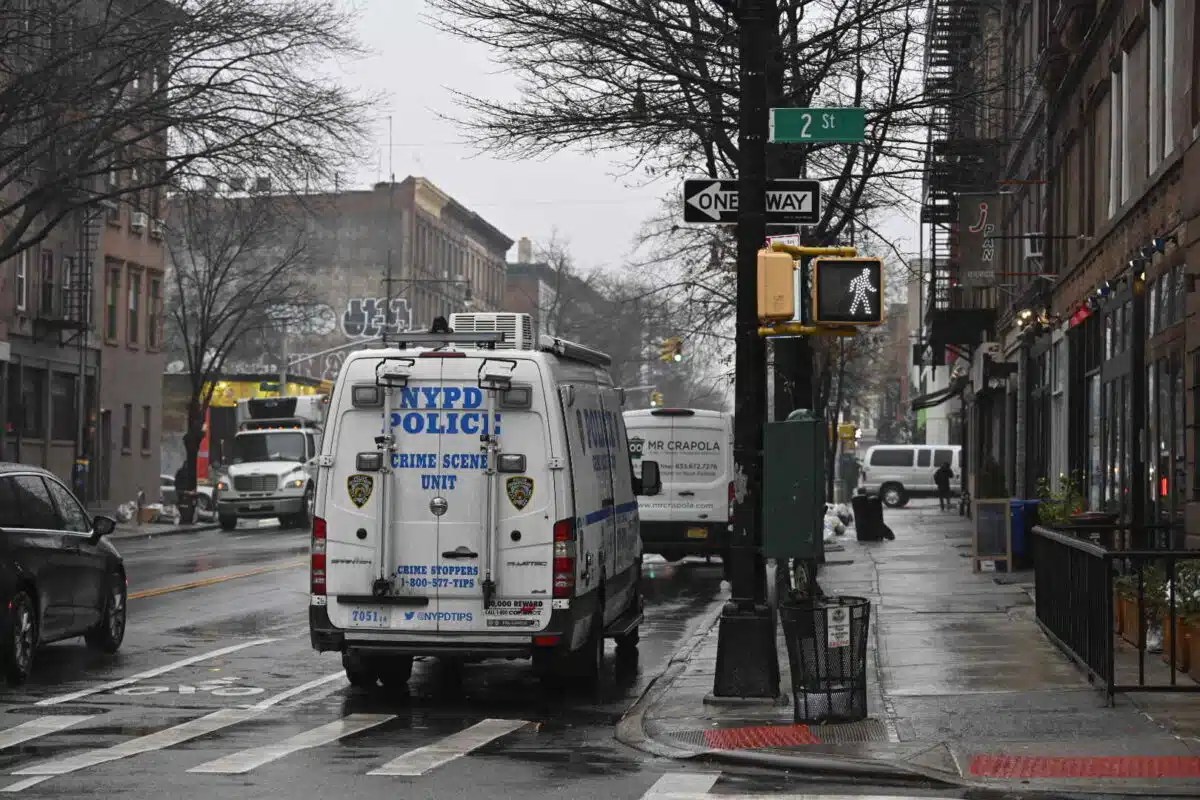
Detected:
left=309, top=313, right=663, bottom=687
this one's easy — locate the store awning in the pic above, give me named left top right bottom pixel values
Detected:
left=910, top=375, right=967, bottom=411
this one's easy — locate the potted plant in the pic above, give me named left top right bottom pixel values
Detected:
left=1163, top=562, right=1200, bottom=674
left=1035, top=472, right=1087, bottom=528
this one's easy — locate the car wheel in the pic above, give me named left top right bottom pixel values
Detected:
left=378, top=655, right=414, bottom=691
left=219, top=514, right=237, bottom=531
left=572, top=607, right=605, bottom=687
left=342, top=651, right=378, bottom=689
left=85, top=572, right=126, bottom=654
left=881, top=484, right=906, bottom=508
left=196, top=494, right=212, bottom=512
left=296, top=485, right=314, bottom=530
left=3, top=590, right=37, bottom=686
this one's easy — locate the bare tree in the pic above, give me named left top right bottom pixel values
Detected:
left=0, top=0, right=370, bottom=264
left=164, top=190, right=316, bottom=510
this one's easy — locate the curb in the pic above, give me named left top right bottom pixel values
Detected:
left=110, top=522, right=222, bottom=541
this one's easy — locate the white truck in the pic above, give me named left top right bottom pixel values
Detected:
left=214, top=396, right=325, bottom=531
left=309, top=312, right=662, bottom=689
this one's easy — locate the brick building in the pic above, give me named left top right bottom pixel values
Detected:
left=922, top=0, right=1199, bottom=545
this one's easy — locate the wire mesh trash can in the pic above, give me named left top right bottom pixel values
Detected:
left=779, top=595, right=870, bottom=723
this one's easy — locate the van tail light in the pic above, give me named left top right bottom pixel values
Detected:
left=552, top=517, right=576, bottom=598
left=311, top=516, right=327, bottom=595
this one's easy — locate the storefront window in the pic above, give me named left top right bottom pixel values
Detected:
left=1104, top=314, right=1114, bottom=359
left=1174, top=357, right=1185, bottom=524
left=1089, top=374, right=1101, bottom=510
left=1173, top=264, right=1186, bottom=325
left=1104, top=381, right=1115, bottom=507
left=1149, top=278, right=1159, bottom=334
left=1121, top=300, right=1131, bottom=353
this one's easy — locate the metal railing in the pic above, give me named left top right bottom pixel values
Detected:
left=1033, top=524, right=1200, bottom=702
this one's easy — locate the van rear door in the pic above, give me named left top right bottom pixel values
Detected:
left=431, top=355, right=554, bottom=633
left=325, top=362, right=442, bottom=633
left=668, top=415, right=728, bottom=531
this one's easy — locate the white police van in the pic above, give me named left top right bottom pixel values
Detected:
left=309, top=313, right=661, bottom=688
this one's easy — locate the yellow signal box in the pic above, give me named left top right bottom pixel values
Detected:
left=757, top=249, right=796, bottom=322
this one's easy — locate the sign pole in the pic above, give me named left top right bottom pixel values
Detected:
left=712, top=0, right=779, bottom=700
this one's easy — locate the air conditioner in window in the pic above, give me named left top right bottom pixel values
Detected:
left=130, top=211, right=148, bottom=232
left=1023, top=234, right=1044, bottom=259
left=149, top=218, right=164, bottom=239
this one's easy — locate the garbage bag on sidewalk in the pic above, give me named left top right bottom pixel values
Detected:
left=780, top=595, right=871, bottom=723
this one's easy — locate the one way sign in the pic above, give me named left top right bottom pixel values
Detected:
left=682, top=178, right=820, bottom=225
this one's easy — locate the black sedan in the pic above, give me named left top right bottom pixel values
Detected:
left=0, top=463, right=125, bottom=685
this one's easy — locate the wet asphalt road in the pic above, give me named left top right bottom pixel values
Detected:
left=0, top=523, right=829, bottom=799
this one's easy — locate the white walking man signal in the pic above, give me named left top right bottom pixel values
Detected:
left=847, top=267, right=877, bottom=315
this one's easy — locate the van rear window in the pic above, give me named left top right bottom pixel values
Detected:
left=870, top=449, right=913, bottom=467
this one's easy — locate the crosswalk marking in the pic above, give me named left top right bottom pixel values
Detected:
left=0, top=717, right=92, bottom=751
left=3, top=671, right=346, bottom=792
left=36, top=639, right=277, bottom=706
left=642, top=772, right=720, bottom=798
left=12, top=707, right=260, bottom=778
left=188, top=713, right=394, bottom=774
left=367, top=718, right=528, bottom=777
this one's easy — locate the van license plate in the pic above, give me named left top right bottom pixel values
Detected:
left=687, top=527, right=708, bottom=539
left=347, top=608, right=390, bottom=627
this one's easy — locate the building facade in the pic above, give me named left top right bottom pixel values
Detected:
left=922, top=0, right=1199, bottom=545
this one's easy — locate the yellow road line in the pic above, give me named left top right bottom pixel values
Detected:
left=129, top=558, right=306, bottom=600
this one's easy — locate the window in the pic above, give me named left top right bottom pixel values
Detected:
left=934, top=449, right=954, bottom=467
left=1151, top=0, right=1166, bottom=171
left=1109, top=61, right=1123, bottom=216
left=917, top=449, right=931, bottom=468
left=15, top=250, right=28, bottom=311
left=127, top=269, right=141, bottom=345
left=148, top=276, right=163, bottom=349
left=1173, top=263, right=1186, bottom=325
left=61, top=256, right=75, bottom=320
left=39, top=251, right=54, bottom=315
left=0, top=478, right=19, bottom=528
left=1164, top=0, right=1177, bottom=156
left=870, top=448, right=913, bottom=467
left=20, top=369, right=44, bottom=439
left=50, top=373, right=76, bottom=441
left=121, top=403, right=132, bottom=452
left=141, top=405, right=151, bottom=452
left=105, top=266, right=120, bottom=341
left=45, top=478, right=89, bottom=534
left=11, top=475, right=59, bottom=530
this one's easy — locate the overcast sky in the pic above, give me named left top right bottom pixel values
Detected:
left=339, top=1, right=919, bottom=273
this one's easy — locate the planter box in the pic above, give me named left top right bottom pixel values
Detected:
left=1162, top=617, right=1192, bottom=673
left=1119, top=594, right=1148, bottom=648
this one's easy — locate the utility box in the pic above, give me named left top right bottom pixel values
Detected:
left=763, top=409, right=826, bottom=559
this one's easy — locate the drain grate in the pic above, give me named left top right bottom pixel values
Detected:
left=666, top=718, right=887, bottom=750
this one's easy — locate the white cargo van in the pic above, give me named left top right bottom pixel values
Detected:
left=309, top=314, right=662, bottom=688
left=623, top=408, right=732, bottom=562
left=858, top=444, right=962, bottom=507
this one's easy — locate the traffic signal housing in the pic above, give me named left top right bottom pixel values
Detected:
left=810, top=257, right=885, bottom=325
left=659, top=336, right=683, bottom=362
left=650, top=390, right=664, bottom=407
left=757, top=249, right=796, bottom=322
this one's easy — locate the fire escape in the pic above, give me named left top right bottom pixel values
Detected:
left=920, top=0, right=1000, bottom=361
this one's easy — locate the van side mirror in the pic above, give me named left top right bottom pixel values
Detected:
left=636, top=460, right=662, bottom=496
left=91, top=515, right=117, bottom=543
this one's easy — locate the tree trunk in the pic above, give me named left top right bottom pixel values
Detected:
left=177, top=396, right=206, bottom=523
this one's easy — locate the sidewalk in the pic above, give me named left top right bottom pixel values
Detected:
left=87, top=507, right=221, bottom=541
left=623, top=501, right=1200, bottom=795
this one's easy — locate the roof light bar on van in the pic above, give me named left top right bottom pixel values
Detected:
left=383, top=331, right=505, bottom=349
left=537, top=335, right=612, bottom=368
left=650, top=408, right=697, bottom=417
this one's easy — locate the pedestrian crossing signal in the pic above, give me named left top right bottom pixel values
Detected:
left=811, top=257, right=884, bottom=325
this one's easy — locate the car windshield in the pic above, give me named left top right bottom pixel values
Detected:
left=232, top=432, right=306, bottom=464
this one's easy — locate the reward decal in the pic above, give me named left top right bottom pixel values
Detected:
left=395, top=564, right=479, bottom=589
left=485, top=599, right=544, bottom=627
left=402, top=611, right=474, bottom=623
left=390, top=386, right=500, bottom=491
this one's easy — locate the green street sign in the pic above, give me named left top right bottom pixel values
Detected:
left=770, top=107, right=866, bottom=143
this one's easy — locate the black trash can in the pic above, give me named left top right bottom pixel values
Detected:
left=851, top=493, right=885, bottom=541
left=779, top=595, right=870, bottom=723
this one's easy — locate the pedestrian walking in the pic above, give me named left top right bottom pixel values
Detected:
left=934, top=462, right=954, bottom=511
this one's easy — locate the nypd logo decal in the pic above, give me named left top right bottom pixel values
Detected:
left=506, top=476, right=534, bottom=510
left=346, top=474, right=374, bottom=508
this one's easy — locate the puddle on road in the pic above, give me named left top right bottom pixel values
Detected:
left=170, top=611, right=293, bottom=639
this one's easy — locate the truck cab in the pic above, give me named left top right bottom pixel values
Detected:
left=214, top=396, right=325, bottom=530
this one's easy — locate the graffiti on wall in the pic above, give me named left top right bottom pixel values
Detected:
left=342, top=297, right=413, bottom=338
